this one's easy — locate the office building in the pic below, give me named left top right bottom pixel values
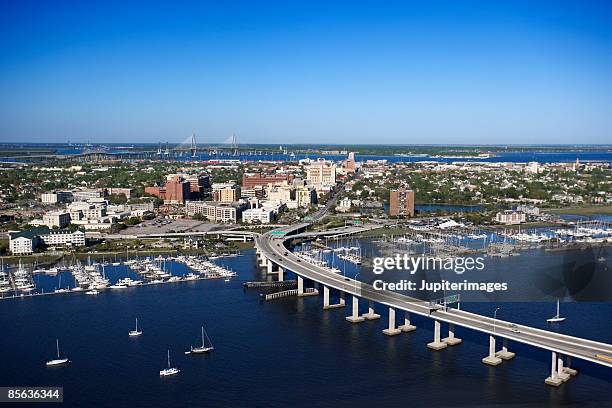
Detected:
left=389, top=187, right=415, bottom=217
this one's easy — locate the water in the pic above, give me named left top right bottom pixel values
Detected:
left=3, top=143, right=612, bottom=164
left=0, top=250, right=610, bottom=407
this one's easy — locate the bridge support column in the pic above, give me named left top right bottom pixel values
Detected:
left=324, top=288, right=346, bottom=309
left=297, top=276, right=304, bottom=296
left=259, top=256, right=268, bottom=268
left=427, top=320, right=448, bottom=350
left=277, top=267, right=284, bottom=282
left=398, top=312, right=416, bottom=332
left=361, top=300, right=380, bottom=320
left=442, top=323, right=461, bottom=345
left=482, top=336, right=502, bottom=365
left=267, top=260, right=274, bottom=274
left=496, top=338, right=515, bottom=360
left=323, top=286, right=330, bottom=308
left=346, top=296, right=365, bottom=323
left=563, top=356, right=578, bottom=376
left=545, top=351, right=563, bottom=386
left=382, top=307, right=402, bottom=336
left=557, top=355, right=571, bottom=382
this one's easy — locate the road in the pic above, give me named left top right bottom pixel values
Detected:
left=255, top=229, right=612, bottom=369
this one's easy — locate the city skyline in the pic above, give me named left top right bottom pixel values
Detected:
left=1, top=1, right=611, bottom=144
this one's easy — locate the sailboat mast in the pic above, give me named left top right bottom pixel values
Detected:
left=56, top=339, right=60, bottom=358
left=201, top=326, right=205, bottom=347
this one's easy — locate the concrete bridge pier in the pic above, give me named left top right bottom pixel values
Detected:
left=258, top=255, right=268, bottom=268
left=398, top=312, right=416, bottom=332
left=563, top=356, right=578, bottom=376
left=545, top=351, right=563, bottom=387
left=557, top=355, right=571, bottom=382
left=277, top=267, right=284, bottom=282
left=382, top=308, right=402, bottom=336
left=496, top=338, right=515, bottom=360
left=323, top=286, right=345, bottom=309
left=482, top=336, right=502, bottom=365
left=442, top=323, right=461, bottom=345
left=297, top=276, right=304, bottom=296
left=361, top=300, right=381, bottom=320
left=346, top=296, right=365, bottom=323
left=267, top=260, right=274, bottom=274
left=427, top=320, right=448, bottom=350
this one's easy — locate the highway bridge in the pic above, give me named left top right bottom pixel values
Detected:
left=254, top=223, right=612, bottom=387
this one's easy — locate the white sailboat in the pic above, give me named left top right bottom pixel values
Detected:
left=46, top=339, right=69, bottom=366
left=159, top=350, right=180, bottom=377
left=129, top=317, right=142, bottom=337
left=185, top=326, right=214, bottom=354
left=547, top=299, right=566, bottom=323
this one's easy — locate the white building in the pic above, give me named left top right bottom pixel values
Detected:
left=242, top=208, right=274, bottom=224
left=41, top=191, right=73, bottom=204
left=42, top=211, right=71, bottom=228
left=186, top=201, right=247, bottom=223
left=495, top=210, right=526, bottom=225
left=40, top=230, right=86, bottom=247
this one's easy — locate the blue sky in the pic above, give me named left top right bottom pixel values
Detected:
left=1, top=0, right=611, bottom=144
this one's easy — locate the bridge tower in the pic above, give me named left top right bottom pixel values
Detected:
left=231, top=133, right=238, bottom=156
left=157, top=142, right=162, bottom=155
left=164, top=142, right=170, bottom=156
left=190, top=133, right=197, bottom=157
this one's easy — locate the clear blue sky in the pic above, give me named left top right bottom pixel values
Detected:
left=1, top=0, right=611, bottom=145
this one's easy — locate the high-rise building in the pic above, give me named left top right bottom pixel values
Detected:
left=242, top=173, right=292, bottom=189
left=306, top=161, right=336, bottom=184
left=164, top=175, right=191, bottom=204
left=389, top=187, right=415, bottom=217
left=212, top=183, right=241, bottom=202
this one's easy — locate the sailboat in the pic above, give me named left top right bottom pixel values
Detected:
left=159, top=350, right=180, bottom=377
left=185, top=326, right=214, bottom=354
left=46, top=339, right=69, bottom=366
left=547, top=299, right=566, bottom=323
left=129, top=318, right=142, bottom=337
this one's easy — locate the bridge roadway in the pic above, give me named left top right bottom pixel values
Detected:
left=255, top=228, right=612, bottom=369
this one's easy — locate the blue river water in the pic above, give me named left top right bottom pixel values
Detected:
left=0, top=249, right=610, bottom=407
left=3, top=143, right=611, bottom=164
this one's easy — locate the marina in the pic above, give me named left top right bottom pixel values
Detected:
left=0, top=254, right=238, bottom=301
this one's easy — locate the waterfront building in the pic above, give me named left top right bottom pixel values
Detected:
left=40, top=230, right=86, bottom=247
left=9, top=228, right=46, bottom=254
left=389, top=187, right=415, bottom=217
left=495, top=210, right=527, bottom=225
left=186, top=201, right=247, bottom=223
left=516, top=205, right=540, bottom=216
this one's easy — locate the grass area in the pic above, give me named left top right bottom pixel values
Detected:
left=545, top=205, right=612, bottom=216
